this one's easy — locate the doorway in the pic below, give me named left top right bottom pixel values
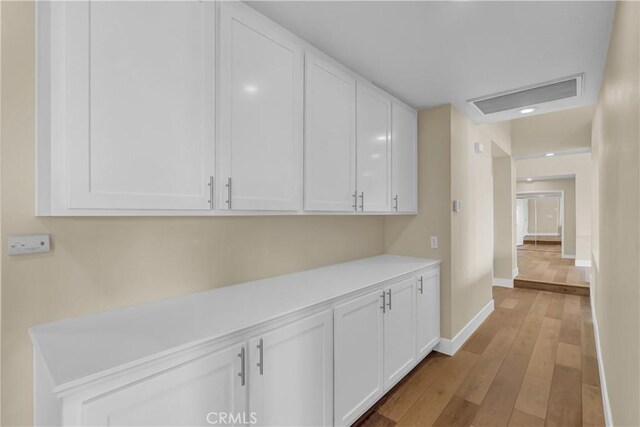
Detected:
left=517, top=191, right=563, bottom=255
left=515, top=189, right=588, bottom=294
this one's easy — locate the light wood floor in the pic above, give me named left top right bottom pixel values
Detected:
left=355, top=287, right=604, bottom=427
left=515, top=244, right=590, bottom=295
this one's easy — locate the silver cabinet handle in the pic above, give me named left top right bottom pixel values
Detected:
left=353, top=192, right=358, bottom=211
left=226, top=177, right=232, bottom=209
left=419, top=277, right=424, bottom=294
left=256, top=338, right=264, bottom=375
left=238, top=347, right=246, bottom=386
left=359, top=192, right=364, bottom=211
left=386, top=289, right=392, bottom=311
left=380, top=291, right=386, bottom=313
left=208, top=176, right=214, bottom=209
left=393, top=195, right=398, bottom=212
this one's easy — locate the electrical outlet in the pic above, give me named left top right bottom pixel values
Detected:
left=430, top=236, right=438, bottom=249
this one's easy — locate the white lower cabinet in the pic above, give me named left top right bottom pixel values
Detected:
left=78, top=312, right=333, bottom=427
left=80, top=343, right=247, bottom=426
left=417, top=269, right=441, bottom=357
left=383, top=277, right=417, bottom=389
left=248, top=310, right=333, bottom=426
left=334, top=274, right=428, bottom=426
left=334, top=290, right=385, bottom=426
left=36, top=260, right=439, bottom=427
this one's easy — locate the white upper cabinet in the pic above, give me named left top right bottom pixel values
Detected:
left=62, top=1, right=215, bottom=210
left=356, top=83, right=392, bottom=213
left=37, top=1, right=417, bottom=216
left=218, top=2, right=303, bottom=211
left=304, top=55, right=357, bottom=212
left=391, top=102, right=418, bottom=213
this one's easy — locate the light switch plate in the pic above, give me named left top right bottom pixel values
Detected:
left=8, top=234, right=51, bottom=255
left=430, top=236, right=438, bottom=249
left=453, top=200, right=462, bottom=212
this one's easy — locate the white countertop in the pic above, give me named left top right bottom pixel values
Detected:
left=30, top=255, right=439, bottom=392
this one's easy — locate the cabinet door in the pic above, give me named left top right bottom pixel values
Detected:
left=219, top=2, right=303, bottom=211
left=248, top=310, right=333, bottom=426
left=383, top=277, right=417, bottom=390
left=80, top=344, right=246, bottom=426
left=304, top=55, right=356, bottom=212
left=391, top=102, right=418, bottom=213
left=334, top=290, right=385, bottom=426
left=417, top=269, right=441, bottom=357
left=66, top=1, right=215, bottom=210
left=356, top=83, right=392, bottom=213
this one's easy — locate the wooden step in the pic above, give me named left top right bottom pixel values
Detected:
left=523, top=237, right=562, bottom=245
left=514, top=278, right=589, bottom=296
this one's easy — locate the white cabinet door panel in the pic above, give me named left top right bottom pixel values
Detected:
left=249, top=310, right=333, bottom=426
left=417, top=270, right=441, bottom=357
left=304, top=55, right=356, bottom=212
left=391, top=102, right=418, bottom=213
left=80, top=344, right=246, bottom=426
left=383, top=277, right=417, bottom=389
left=334, top=290, right=384, bottom=426
left=66, top=1, right=215, bottom=210
left=356, top=83, right=392, bottom=212
left=219, top=3, right=303, bottom=211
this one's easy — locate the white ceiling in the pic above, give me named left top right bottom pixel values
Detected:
left=247, top=1, right=616, bottom=123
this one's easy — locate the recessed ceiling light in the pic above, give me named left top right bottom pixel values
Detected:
left=526, top=178, right=533, bottom=182
left=243, top=85, right=258, bottom=94
left=545, top=153, right=555, bottom=157
left=520, top=107, right=537, bottom=114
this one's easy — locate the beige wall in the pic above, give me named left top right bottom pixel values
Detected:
left=449, top=108, right=501, bottom=335
left=385, top=105, right=453, bottom=336
left=492, top=152, right=516, bottom=281
left=517, top=178, right=576, bottom=256
left=511, top=105, right=594, bottom=157
left=385, top=105, right=511, bottom=338
left=0, top=3, right=386, bottom=425
left=590, top=2, right=640, bottom=426
left=516, top=153, right=591, bottom=263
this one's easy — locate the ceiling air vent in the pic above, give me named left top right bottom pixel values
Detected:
left=467, top=74, right=584, bottom=115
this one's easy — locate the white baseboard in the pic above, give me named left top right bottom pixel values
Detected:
left=562, top=255, right=576, bottom=260
left=576, top=259, right=592, bottom=268
left=590, top=297, right=613, bottom=426
left=493, top=278, right=514, bottom=288
left=435, top=299, right=494, bottom=356
left=512, top=268, right=519, bottom=278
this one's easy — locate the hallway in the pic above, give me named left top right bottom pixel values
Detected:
left=356, top=287, right=604, bottom=427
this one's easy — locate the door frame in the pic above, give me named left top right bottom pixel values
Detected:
left=516, top=190, right=565, bottom=259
